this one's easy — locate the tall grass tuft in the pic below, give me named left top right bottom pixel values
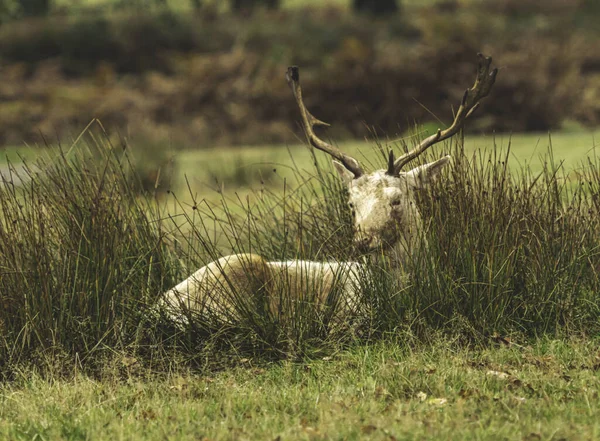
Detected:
left=0, top=132, right=181, bottom=375
left=401, top=140, right=600, bottom=339
left=1, top=130, right=599, bottom=376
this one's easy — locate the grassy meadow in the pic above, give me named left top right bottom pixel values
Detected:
left=3, top=129, right=600, bottom=185
left=2, top=339, right=600, bottom=440
left=1, top=128, right=600, bottom=439
left=4, top=129, right=599, bottom=221
left=169, top=129, right=600, bottom=197
left=2, top=1, right=600, bottom=439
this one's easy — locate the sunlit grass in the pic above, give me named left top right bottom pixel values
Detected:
left=1, top=339, right=599, bottom=441
left=4, top=130, right=599, bottom=218
left=0, top=144, right=42, bottom=165
left=163, top=130, right=600, bottom=207
left=1, top=126, right=600, bottom=441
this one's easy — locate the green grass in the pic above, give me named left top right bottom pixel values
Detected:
left=158, top=130, right=600, bottom=206
left=2, top=129, right=598, bottom=236
left=0, top=144, right=41, bottom=165
left=3, top=127, right=599, bottom=348
left=3, top=129, right=599, bottom=233
left=1, top=128, right=600, bottom=441
left=1, top=339, right=599, bottom=440
left=463, top=131, right=600, bottom=173
left=3, top=130, right=599, bottom=184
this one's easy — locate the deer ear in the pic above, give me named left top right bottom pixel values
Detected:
left=405, top=155, right=451, bottom=189
left=333, top=160, right=355, bottom=185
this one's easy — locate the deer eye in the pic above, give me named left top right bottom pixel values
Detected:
left=390, top=199, right=401, bottom=207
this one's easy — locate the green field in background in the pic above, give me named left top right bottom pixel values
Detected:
left=2, top=130, right=599, bottom=200
left=170, top=130, right=600, bottom=197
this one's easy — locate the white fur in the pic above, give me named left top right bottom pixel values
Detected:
left=159, top=257, right=364, bottom=325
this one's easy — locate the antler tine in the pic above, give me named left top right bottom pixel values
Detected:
left=386, top=149, right=395, bottom=175
left=393, top=53, right=498, bottom=174
left=286, top=66, right=364, bottom=178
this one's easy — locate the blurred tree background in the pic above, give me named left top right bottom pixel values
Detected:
left=0, top=0, right=598, bottom=148
left=0, top=0, right=50, bottom=20
left=353, top=0, right=398, bottom=15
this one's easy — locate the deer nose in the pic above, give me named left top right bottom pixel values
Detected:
left=355, top=236, right=373, bottom=253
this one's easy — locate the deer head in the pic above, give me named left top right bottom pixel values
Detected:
left=286, top=54, right=497, bottom=255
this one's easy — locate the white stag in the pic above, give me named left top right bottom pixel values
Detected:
left=159, top=54, right=497, bottom=326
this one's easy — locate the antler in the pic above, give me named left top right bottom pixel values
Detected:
left=286, top=66, right=364, bottom=178
left=392, top=53, right=498, bottom=174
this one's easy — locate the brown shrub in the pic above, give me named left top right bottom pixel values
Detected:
left=0, top=7, right=598, bottom=147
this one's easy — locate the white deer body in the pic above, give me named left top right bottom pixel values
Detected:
left=159, top=254, right=364, bottom=324
left=159, top=55, right=497, bottom=326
